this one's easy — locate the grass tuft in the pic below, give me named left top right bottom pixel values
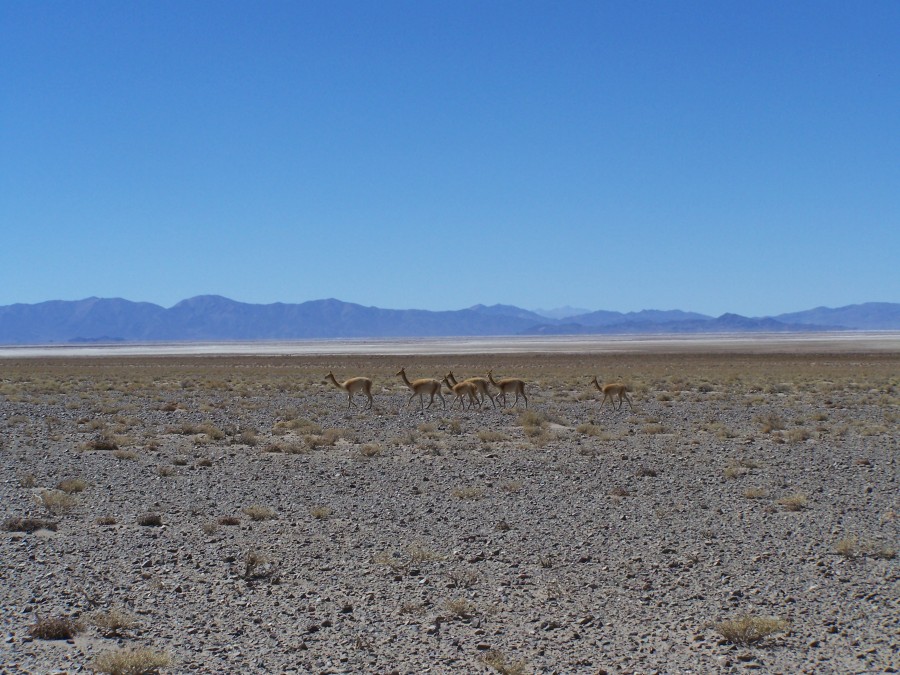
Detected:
left=29, top=614, right=81, bottom=640
left=714, top=614, right=789, bottom=646
left=90, top=646, right=171, bottom=675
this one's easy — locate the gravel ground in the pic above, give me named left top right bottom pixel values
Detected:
left=1, top=350, right=897, bottom=674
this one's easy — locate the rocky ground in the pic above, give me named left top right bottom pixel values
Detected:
left=1, top=349, right=898, bottom=674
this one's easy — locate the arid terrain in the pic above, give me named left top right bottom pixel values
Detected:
left=1, top=341, right=898, bottom=674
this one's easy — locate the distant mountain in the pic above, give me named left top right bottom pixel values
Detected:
left=532, top=306, right=591, bottom=320
left=0, top=297, right=897, bottom=345
left=527, top=313, right=840, bottom=335
left=568, top=308, right=713, bottom=327
left=773, top=303, right=900, bottom=330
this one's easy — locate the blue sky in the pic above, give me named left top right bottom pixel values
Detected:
left=2, top=1, right=898, bottom=317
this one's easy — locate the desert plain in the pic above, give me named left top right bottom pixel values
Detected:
left=1, top=336, right=898, bottom=674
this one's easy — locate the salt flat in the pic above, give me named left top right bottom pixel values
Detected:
left=2, top=331, right=899, bottom=359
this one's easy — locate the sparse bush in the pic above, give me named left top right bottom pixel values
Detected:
left=89, top=433, right=119, bottom=450
left=90, top=608, right=139, bottom=637
left=478, top=430, right=507, bottom=443
left=243, top=505, right=276, bottom=521
left=38, top=489, right=76, bottom=515
left=444, top=597, right=476, bottom=620
left=243, top=551, right=277, bottom=580
left=480, top=649, right=529, bottom=675
left=786, top=427, right=811, bottom=443
left=777, top=493, right=808, bottom=511
left=408, top=544, right=444, bottom=564
left=756, top=413, right=787, bottom=433
left=635, top=465, right=658, bottom=477
left=90, top=646, right=171, bottom=675
left=18, top=473, right=37, bottom=488
left=137, top=513, right=163, bottom=527
left=218, top=515, right=241, bottom=526
left=113, top=449, right=138, bottom=460
left=238, top=430, right=258, bottom=446
left=358, top=443, right=382, bottom=458
left=714, top=614, right=788, bottom=646
left=29, top=614, right=81, bottom=640
left=452, top=486, right=484, bottom=500
left=56, top=478, right=88, bottom=494
left=576, top=423, right=604, bottom=436
left=310, top=505, right=332, bottom=519
left=156, top=465, right=175, bottom=477
left=96, top=515, right=117, bottom=526
left=743, top=487, right=768, bottom=500
left=3, top=517, right=58, bottom=533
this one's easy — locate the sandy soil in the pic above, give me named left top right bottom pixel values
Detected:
left=1, top=345, right=898, bottom=674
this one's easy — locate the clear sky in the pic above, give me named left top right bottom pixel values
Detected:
left=2, top=1, right=898, bottom=317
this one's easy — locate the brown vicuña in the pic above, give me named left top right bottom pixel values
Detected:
left=590, top=376, right=634, bottom=411
left=325, top=372, right=373, bottom=410
left=442, top=376, right=480, bottom=411
left=487, top=369, right=528, bottom=408
left=396, top=367, right=446, bottom=411
left=445, top=371, right=496, bottom=409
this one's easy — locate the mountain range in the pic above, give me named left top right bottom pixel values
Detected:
left=0, top=297, right=898, bottom=345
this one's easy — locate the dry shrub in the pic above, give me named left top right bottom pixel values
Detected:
left=243, top=505, right=276, bottom=521
left=635, top=465, right=658, bottom=478
left=756, top=413, right=786, bottom=433
left=743, top=487, right=768, bottom=500
left=358, top=443, right=382, bottom=458
left=137, top=513, right=163, bottom=527
left=444, top=597, right=476, bottom=620
left=38, top=489, right=76, bottom=515
left=29, top=614, right=82, bottom=640
left=714, top=614, right=788, bottom=645
left=90, top=608, right=139, bottom=636
left=90, top=646, right=171, bottom=675
left=243, top=551, right=276, bottom=580
left=310, top=505, right=332, bottom=519
left=96, top=515, right=117, bottom=526
left=777, top=493, right=808, bottom=511
left=480, top=649, right=529, bottom=675
left=238, top=430, right=258, bottom=446
left=4, top=517, right=58, bottom=533
left=478, top=430, right=508, bottom=443
left=89, top=433, right=119, bottom=450
left=19, top=473, right=37, bottom=488
left=408, top=544, right=444, bottom=564
left=218, top=515, right=241, bottom=526
left=113, top=449, right=138, bottom=460
left=576, top=423, right=604, bottom=437
left=56, top=478, right=88, bottom=494
left=452, top=486, right=484, bottom=501
left=156, top=465, right=175, bottom=477
left=786, top=427, right=811, bottom=443
left=835, top=536, right=897, bottom=560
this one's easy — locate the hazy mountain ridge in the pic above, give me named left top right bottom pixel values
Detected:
left=0, top=297, right=896, bottom=344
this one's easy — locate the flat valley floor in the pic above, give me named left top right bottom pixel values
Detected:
left=1, top=341, right=898, bottom=674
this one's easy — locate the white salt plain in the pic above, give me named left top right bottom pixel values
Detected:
left=1, top=332, right=898, bottom=358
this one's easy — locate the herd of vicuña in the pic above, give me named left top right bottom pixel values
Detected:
left=325, top=369, right=633, bottom=412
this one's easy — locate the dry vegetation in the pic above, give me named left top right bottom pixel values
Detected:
left=1, top=348, right=898, bottom=673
